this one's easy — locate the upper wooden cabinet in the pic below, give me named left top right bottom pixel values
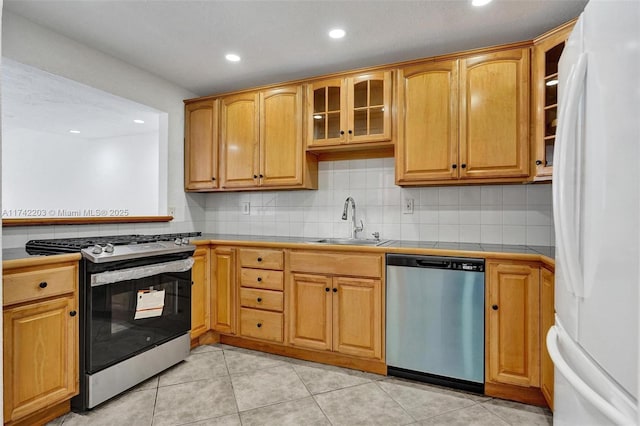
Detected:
left=219, top=86, right=317, bottom=190
left=184, top=99, right=219, bottom=190
left=396, top=60, right=459, bottom=182
left=532, top=20, right=575, bottom=180
left=307, top=71, right=392, bottom=149
left=397, top=47, right=530, bottom=185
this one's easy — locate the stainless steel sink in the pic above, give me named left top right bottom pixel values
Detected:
left=306, top=238, right=389, bottom=246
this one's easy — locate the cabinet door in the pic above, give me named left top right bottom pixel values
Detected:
left=288, top=273, right=332, bottom=351
left=486, top=261, right=540, bottom=387
left=185, top=99, right=219, bottom=190
left=540, top=267, right=555, bottom=409
left=332, top=277, right=382, bottom=359
left=3, top=296, right=77, bottom=423
left=533, top=22, right=574, bottom=180
left=306, top=78, right=347, bottom=147
left=190, top=247, right=210, bottom=339
left=347, top=71, right=392, bottom=144
left=220, top=92, right=259, bottom=188
left=460, top=48, right=530, bottom=179
left=211, top=247, right=236, bottom=334
left=260, top=85, right=304, bottom=187
left=396, top=60, right=459, bottom=183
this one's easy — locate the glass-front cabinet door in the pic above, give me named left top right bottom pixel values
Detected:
left=307, top=78, right=347, bottom=146
left=348, top=71, right=392, bottom=143
left=306, top=71, right=392, bottom=148
left=533, top=20, right=575, bottom=180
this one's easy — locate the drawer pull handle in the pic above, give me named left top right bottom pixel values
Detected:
left=69, top=310, right=77, bottom=317
left=257, top=257, right=263, bottom=262
left=257, top=297, right=262, bottom=303
left=257, top=277, right=262, bottom=282
left=39, top=282, right=48, bottom=289
left=256, top=322, right=262, bottom=328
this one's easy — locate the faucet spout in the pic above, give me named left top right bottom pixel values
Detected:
left=341, top=197, right=363, bottom=239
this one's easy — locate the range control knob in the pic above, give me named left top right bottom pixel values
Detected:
left=181, top=238, right=190, bottom=245
left=174, top=238, right=183, bottom=245
left=92, top=245, right=103, bottom=254
left=104, top=243, right=115, bottom=253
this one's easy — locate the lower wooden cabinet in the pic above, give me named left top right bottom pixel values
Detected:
left=190, top=247, right=210, bottom=339
left=287, top=253, right=383, bottom=361
left=540, top=266, right=555, bottom=409
left=486, top=260, right=540, bottom=388
left=210, top=247, right=237, bottom=334
left=3, top=259, right=79, bottom=424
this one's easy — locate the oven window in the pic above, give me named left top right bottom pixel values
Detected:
left=88, top=270, right=191, bottom=373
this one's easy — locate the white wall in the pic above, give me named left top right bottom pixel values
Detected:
left=3, top=129, right=159, bottom=216
left=1, top=10, right=206, bottom=246
left=204, top=159, right=554, bottom=246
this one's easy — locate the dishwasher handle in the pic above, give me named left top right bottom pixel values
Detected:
left=386, top=254, right=484, bottom=271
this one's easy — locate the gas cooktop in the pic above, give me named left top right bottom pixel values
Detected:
left=25, top=232, right=202, bottom=255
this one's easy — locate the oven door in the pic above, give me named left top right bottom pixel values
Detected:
left=87, top=258, right=192, bottom=373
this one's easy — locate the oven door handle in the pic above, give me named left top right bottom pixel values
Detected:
left=90, top=257, right=195, bottom=287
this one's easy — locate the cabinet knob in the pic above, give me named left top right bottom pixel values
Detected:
left=325, top=287, right=330, bottom=292
left=461, top=164, right=467, bottom=169
left=348, top=130, right=353, bottom=134
left=492, top=305, right=499, bottom=311
left=259, top=174, right=264, bottom=178
left=257, top=257, right=263, bottom=262
left=253, top=174, right=258, bottom=179
left=39, top=281, right=48, bottom=289
left=257, top=297, right=262, bottom=303
left=69, top=310, right=77, bottom=317
left=211, top=177, right=216, bottom=181
left=333, top=288, right=338, bottom=293
left=452, top=164, right=457, bottom=169
left=257, top=277, right=262, bottom=282
left=340, top=130, right=345, bottom=135
left=256, top=322, right=262, bottom=328
left=536, top=160, right=543, bottom=166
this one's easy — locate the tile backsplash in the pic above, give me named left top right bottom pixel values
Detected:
left=203, top=159, right=554, bottom=246
left=2, top=158, right=553, bottom=248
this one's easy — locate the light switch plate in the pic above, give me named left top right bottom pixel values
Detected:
left=403, top=198, right=414, bottom=214
left=241, top=202, right=250, bottom=215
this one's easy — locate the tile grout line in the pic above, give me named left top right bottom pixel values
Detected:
left=221, top=348, right=244, bottom=425
left=373, top=379, right=420, bottom=423
left=290, top=363, right=335, bottom=425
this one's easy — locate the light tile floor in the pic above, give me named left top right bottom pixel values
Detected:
left=48, top=344, right=552, bottom=426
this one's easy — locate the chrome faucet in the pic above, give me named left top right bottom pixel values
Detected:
left=341, top=197, right=364, bottom=239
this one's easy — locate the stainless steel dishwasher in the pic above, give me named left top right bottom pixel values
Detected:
left=386, top=254, right=485, bottom=393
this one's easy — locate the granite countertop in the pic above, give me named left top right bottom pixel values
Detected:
left=3, top=233, right=555, bottom=262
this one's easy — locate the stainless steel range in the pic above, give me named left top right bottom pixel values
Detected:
left=26, top=232, right=200, bottom=410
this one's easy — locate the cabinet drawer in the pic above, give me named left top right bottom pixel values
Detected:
left=3, top=264, right=77, bottom=306
left=289, top=251, right=383, bottom=278
left=239, top=248, right=283, bottom=270
left=239, top=308, right=283, bottom=343
left=240, top=268, right=284, bottom=291
left=240, top=288, right=283, bottom=311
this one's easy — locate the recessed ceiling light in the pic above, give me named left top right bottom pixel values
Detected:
left=69, top=129, right=81, bottom=134
left=225, top=53, right=241, bottom=62
left=329, top=29, right=346, bottom=39
left=133, top=119, right=145, bottom=124
left=472, top=0, right=492, bottom=6
left=546, top=79, right=559, bottom=87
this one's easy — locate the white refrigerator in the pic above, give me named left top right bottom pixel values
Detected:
left=548, top=0, right=640, bottom=425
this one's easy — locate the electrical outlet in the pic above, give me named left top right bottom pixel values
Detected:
left=403, top=198, right=414, bottom=214
left=241, top=202, right=250, bottom=215
left=168, top=207, right=176, bottom=217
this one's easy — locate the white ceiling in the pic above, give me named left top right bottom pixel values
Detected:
left=4, top=0, right=588, bottom=97
left=2, top=58, right=161, bottom=139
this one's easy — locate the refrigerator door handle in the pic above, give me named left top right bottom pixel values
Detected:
left=553, top=52, right=588, bottom=297
left=547, top=326, right=635, bottom=425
